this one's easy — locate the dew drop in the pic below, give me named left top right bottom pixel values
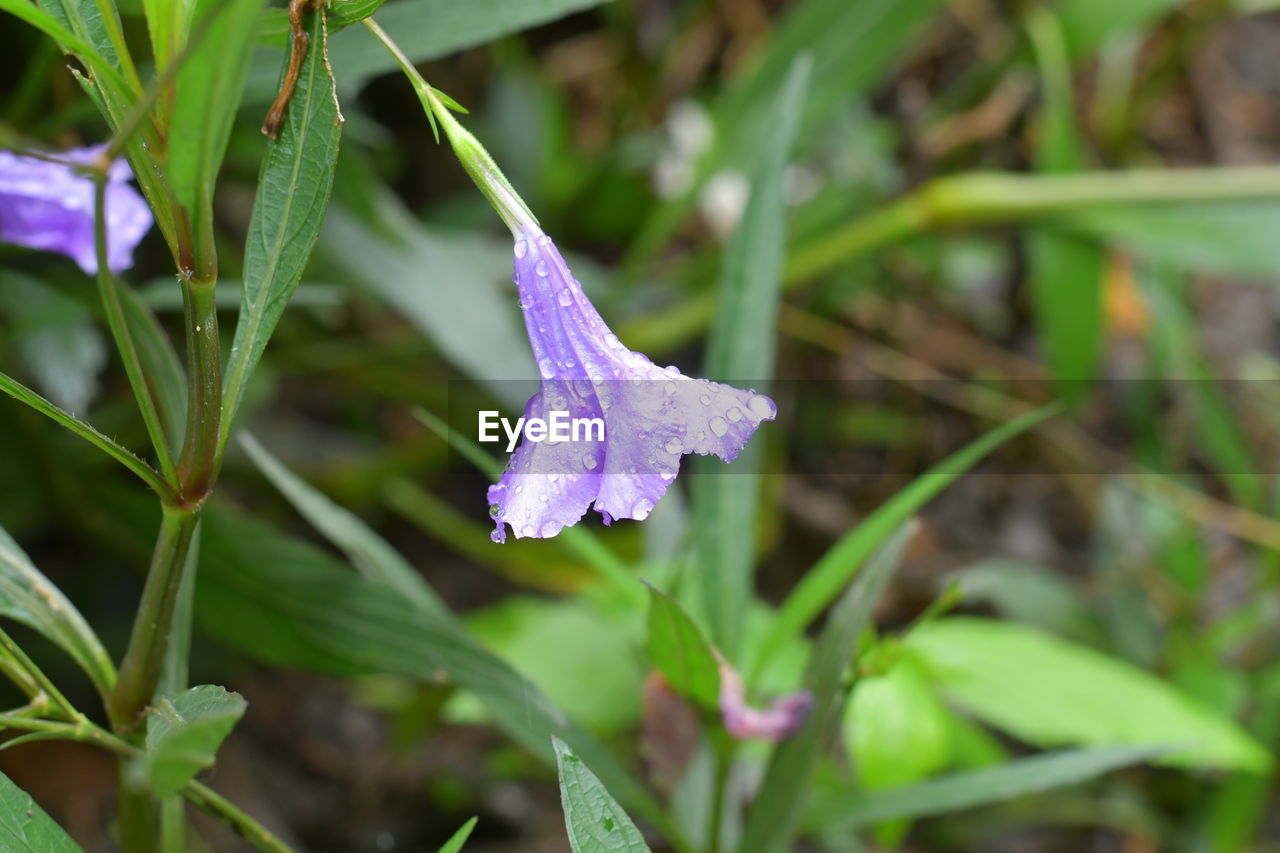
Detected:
left=664, top=438, right=683, bottom=454
left=488, top=503, right=501, bottom=517
left=659, top=469, right=675, bottom=481
left=665, top=382, right=677, bottom=394
left=748, top=396, right=777, bottom=420
left=535, top=259, right=549, bottom=276
left=514, top=484, right=524, bottom=494
left=539, top=494, right=549, bottom=503
left=541, top=520, right=563, bottom=537
left=709, top=416, right=729, bottom=436
left=521, top=525, right=536, bottom=537
left=663, top=365, right=681, bottom=378
left=539, top=358, right=557, bottom=379
left=632, top=498, right=654, bottom=520
left=582, top=454, right=598, bottom=470
left=696, top=430, right=706, bottom=441
left=699, top=394, right=712, bottom=406
left=726, top=407, right=743, bottom=423
left=514, top=239, right=528, bottom=258
left=557, top=290, right=573, bottom=307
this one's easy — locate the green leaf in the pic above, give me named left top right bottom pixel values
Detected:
left=1056, top=0, right=1183, bottom=59
left=952, top=559, right=1104, bottom=645
left=554, top=736, right=653, bottom=853
left=240, top=434, right=447, bottom=616
left=846, top=659, right=953, bottom=790
left=694, top=55, right=809, bottom=656
left=452, top=596, right=644, bottom=734
left=751, top=404, right=1058, bottom=679
left=321, top=198, right=533, bottom=400
left=437, top=817, right=478, bottom=853
left=0, top=525, right=116, bottom=696
left=0, top=371, right=173, bottom=499
left=136, top=685, right=247, bottom=797
left=260, top=0, right=388, bottom=43
left=644, top=583, right=720, bottom=711
left=1065, top=201, right=1280, bottom=280
left=739, top=523, right=914, bottom=853
left=117, top=281, right=188, bottom=458
left=906, top=618, right=1271, bottom=772
left=0, top=770, right=83, bottom=852
left=809, top=745, right=1166, bottom=829
left=221, top=5, right=342, bottom=451
left=196, top=507, right=673, bottom=838
left=1027, top=7, right=1105, bottom=390
left=168, top=0, right=269, bottom=271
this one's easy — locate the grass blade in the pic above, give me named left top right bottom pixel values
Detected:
left=694, top=55, right=809, bottom=657
left=738, top=523, right=915, bottom=853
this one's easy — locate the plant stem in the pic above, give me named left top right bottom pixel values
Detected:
left=183, top=782, right=295, bottom=853
left=107, top=506, right=198, bottom=732
left=175, top=273, right=222, bottom=502
left=707, top=732, right=732, bottom=853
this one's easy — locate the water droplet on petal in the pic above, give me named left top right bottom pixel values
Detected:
left=709, top=416, right=729, bottom=436
left=582, top=454, right=598, bottom=470
left=514, top=239, right=528, bottom=258
left=664, top=438, right=683, bottom=454
left=521, top=525, right=536, bottom=537
left=488, top=503, right=501, bottom=517
left=514, top=484, right=524, bottom=494
left=535, top=259, right=549, bottom=276
left=557, top=290, right=572, bottom=307
left=632, top=498, right=654, bottom=520
left=699, top=394, right=712, bottom=405
left=726, top=407, right=743, bottom=423
left=696, top=430, right=706, bottom=441
left=538, top=494, right=548, bottom=503
left=539, top=358, right=556, bottom=378
left=663, top=365, right=681, bottom=378
left=541, top=520, right=563, bottom=537
left=749, top=396, right=776, bottom=420
left=549, top=473, right=560, bottom=482
left=659, top=468, right=675, bottom=481
left=665, top=382, right=677, bottom=394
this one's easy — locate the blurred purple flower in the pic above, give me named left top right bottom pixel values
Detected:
left=486, top=222, right=776, bottom=542
left=0, top=145, right=152, bottom=274
left=717, top=658, right=812, bottom=741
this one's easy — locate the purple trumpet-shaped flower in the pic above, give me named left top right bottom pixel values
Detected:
left=717, top=658, right=812, bottom=741
left=0, top=145, right=152, bottom=274
left=486, top=223, right=776, bottom=542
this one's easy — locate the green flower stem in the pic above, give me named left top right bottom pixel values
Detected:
left=93, top=174, right=180, bottom=486
left=107, top=505, right=199, bottom=733
left=175, top=273, right=222, bottom=503
left=620, top=166, right=1280, bottom=354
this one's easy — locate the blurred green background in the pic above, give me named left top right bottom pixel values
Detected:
left=3, top=0, right=1280, bottom=850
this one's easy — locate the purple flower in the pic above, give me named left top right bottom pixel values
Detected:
left=0, top=145, right=152, bottom=274
left=717, top=658, right=812, bottom=741
left=486, top=221, right=776, bottom=542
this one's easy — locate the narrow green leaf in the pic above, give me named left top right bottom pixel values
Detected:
left=221, top=6, right=342, bottom=450
left=141, top=0, right=188, bottom=70
left=0, top=525, right=117, bottom=696
left=554, top=736, right=653, bottom=853
left=437, top=817, right=478, bottom=853
left=0, top=770, right=83, bottom=852
left=240, top=434, right=447, bottom=616
left=694, top=56, right=809, bottom=656
left=1027, top=7, right=1104, bottom=390
left=0, top=371, right=174, bottom=499
left=906, top=618, right=1271, bottom=772
left=260, top=0, right=388, bottom=43
left=809, top=745, right=1167, bottom=829
left=117, top=281, right=188, bottom=458
left=645, top=583, right=720, bottom=711
left=738, top=523, right=914, bottom=853
left=168, top=0, right=269, bottom=272
left=136, top=684, right=247, bottom=797
left=196, top=507, right=674, bottom=839
left=751, top=404, right=1059, bottom=679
